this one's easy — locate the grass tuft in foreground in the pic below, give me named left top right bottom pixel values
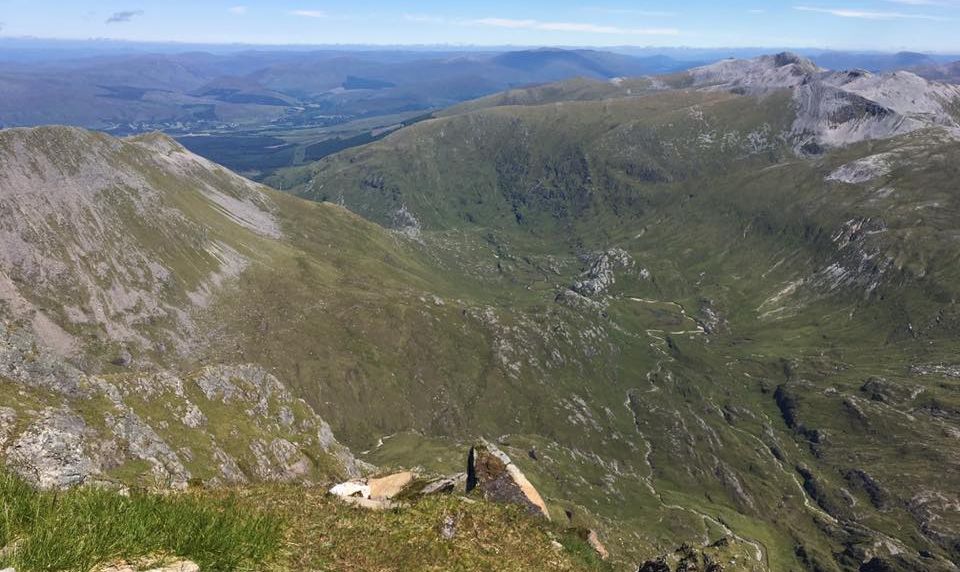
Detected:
left=0, top=471, right=282, bottom=572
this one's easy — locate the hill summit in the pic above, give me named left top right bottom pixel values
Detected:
left=687, top=52, right=960, bottom=151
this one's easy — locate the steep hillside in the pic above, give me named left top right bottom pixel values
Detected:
left=290, top=55, right=960, bottom=571
left=0, top=126, right=374, bottom=490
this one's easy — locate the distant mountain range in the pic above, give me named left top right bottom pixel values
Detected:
left=2, top=41, right=959, bottom=134
left=0, top=47, right=695, bottom=131
left=3, top=40, right=960, bottom=182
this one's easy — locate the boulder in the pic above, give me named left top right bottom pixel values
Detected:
left=329, top=471, right=421, bottom=509
left=466, top=440, right=550, bottom=519
left=329, top=480, right=370, bottom=499
left=369, top=471, right=415, bottom=500
left=638, top=559, right=671, bottom=572
left=422, top=473, right=467, bottom=495
left=341, top=497, right=398, bottom=510
left=440, top=515, right=457, bottom=539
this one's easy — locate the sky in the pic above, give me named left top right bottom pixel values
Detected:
left=1, top=0, right=959, bottom=52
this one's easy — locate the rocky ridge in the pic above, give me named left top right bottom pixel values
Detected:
left=688, top=52, right=960, bottom=150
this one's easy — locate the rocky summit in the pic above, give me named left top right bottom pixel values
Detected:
left=1, top=43, right=960, bottom=572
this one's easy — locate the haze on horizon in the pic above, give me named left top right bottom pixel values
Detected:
left=1, top=0, right=960, bottom=52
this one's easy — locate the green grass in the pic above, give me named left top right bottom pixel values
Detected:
left=0, top=470, right=609, bottom=572
left=251, top=485, right=612, bottom=572
left=0, top=471, right=282, bottom=572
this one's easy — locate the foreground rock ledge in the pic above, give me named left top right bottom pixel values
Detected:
left=466, top=440, right=551, bottom=520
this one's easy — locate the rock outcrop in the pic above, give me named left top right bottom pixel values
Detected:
left=636, top=537, right=767, bottom=572
left=0, top=319, right=364, bottom=490
left=570, top=248, right=636, bottom=298
left=687, top=52, right=960, bottom=151
left=466, top=440, right=550, bottom=519
left=328, top=441, right=550, bottom=521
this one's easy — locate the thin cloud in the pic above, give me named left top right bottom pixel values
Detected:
left=229, top=6, right=248, bottom=15
left=794, top=6, right=951, bottom=20
left=106, top=10, right=144, bottom=24
left=470, top=17, right=679, bottom=35
left=290, top=10, right=327, bottom=18
left=585, top=7, right=679, bottom=17
left=404, top=14, right=446, bottom=23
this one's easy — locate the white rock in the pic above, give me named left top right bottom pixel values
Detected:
left=329, top=480, right=371, bottom=499
left=827, top=153, right=893, bottom=184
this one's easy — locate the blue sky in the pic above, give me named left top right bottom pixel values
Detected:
left=1, top=0, right=959, bottom=51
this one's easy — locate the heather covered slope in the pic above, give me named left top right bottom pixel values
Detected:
left=286, top=55, right=960, bottom=571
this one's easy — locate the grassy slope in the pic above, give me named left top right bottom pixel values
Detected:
left=0, top=470, right=281, bottom=571
left=0, top=470, right=608, bottom=572
left=278, top=82, right=960, bottom=570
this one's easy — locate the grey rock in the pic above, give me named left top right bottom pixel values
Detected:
left=5, top=407, right=103, bottom=489
left=105, top=410, right=190, bottom=488
left=0, top=319, right=365, bottom=490
left=422, top=473, right=467, bottom=495
left=0, top=321, right=83, bottom=395
left=111, top=347, right=133, bottom=367
left=827, top=153, right=893, bottom=184
left=571, top=248, right=635, bottom=297
left=212, top=445, right=247, bottom=485
left=180, top=402, right=206, bottom=429
left=440, top=515, right=457, bottom=540
left=278, top=405, right=295, bottom=427
left=0, top=407, right=16, bottom=448
left=688, top=53, right=960, bottom=151
left=250, top=438, right=311, bottom=482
